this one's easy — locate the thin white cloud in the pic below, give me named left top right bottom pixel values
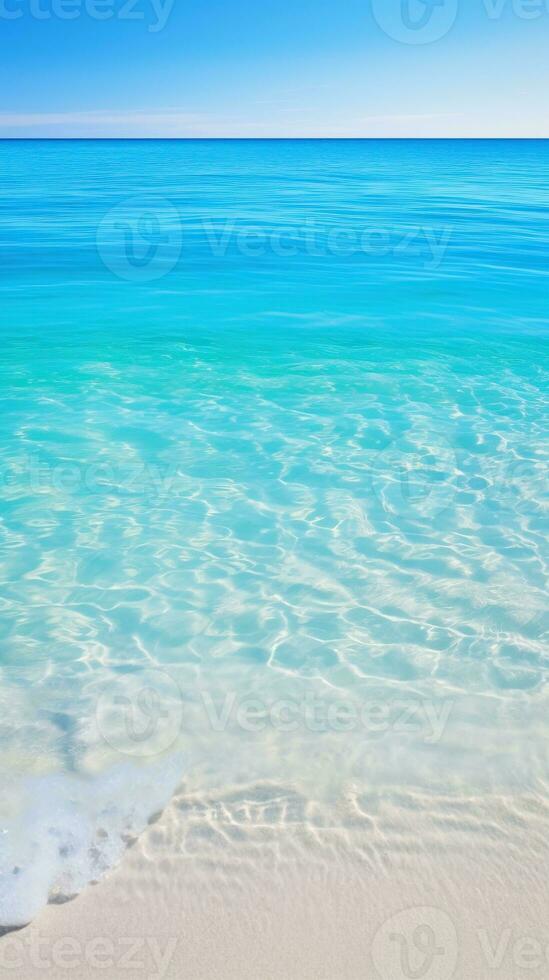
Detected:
left=0, top=109, right=207, bottom=127
left=0, top=108, right=547, bottom=138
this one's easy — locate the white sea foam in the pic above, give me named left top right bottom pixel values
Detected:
left=0, top=756, right=183, bottom=927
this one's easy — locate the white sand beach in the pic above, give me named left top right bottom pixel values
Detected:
left=3, top=782, right=549, bottom=979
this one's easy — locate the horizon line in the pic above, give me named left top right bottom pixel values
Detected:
left=1, top=136, right=549, bottom=141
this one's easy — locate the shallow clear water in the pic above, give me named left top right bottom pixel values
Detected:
left=0, top=139, right=548, bottom=925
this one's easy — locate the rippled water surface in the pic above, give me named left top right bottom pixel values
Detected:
left=0, top=139, right=548, bottom=925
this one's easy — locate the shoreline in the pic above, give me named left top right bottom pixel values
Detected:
left=2, top=782, right=548, bottom=979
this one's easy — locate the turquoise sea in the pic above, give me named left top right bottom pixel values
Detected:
left=0, top=139, right=548, bottom=926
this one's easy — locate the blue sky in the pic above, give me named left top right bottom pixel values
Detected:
left=1, top=0, right=549, bottom=137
